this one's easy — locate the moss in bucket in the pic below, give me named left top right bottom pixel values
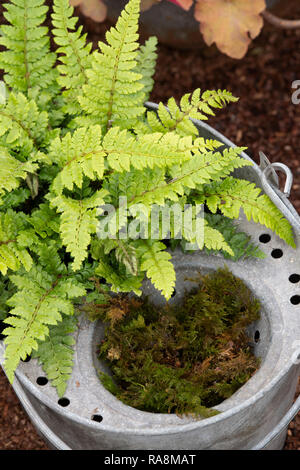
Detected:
left=91, top=268, right=261, bottom=418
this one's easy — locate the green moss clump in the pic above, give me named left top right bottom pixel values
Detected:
left=93, top=268, right=261, bottom=418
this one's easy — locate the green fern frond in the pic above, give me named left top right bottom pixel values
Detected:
left=52, top=0, right=92, bottom=115
left=0, top=0, right=57, bottom=95
left=79, top=0, right=145, bottom=132
left=104, top=167, right=165, bottom=206
left=102, top=128, right=206, bottom=172
left=50, top=126, right=105, bottom=194
left=3, top=265, right=86, bottom=382
left=139, top=240, right=176, bottom=300
left=129, top=147, right=251, bottom=207
left=135, top=36, right=157, bottom=102
left=51, top=190, right=108, bottom=270
left=32, top=315, right=78, bottom=397
left=146, top=89, right=238, bottom=136
left=202, top=177, right=296, bottom=247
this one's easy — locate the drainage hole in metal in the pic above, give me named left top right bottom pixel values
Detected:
left=271, top=249, right=283, bottom=259
left=259, top=234, right=271, bottom=244
left=290, top=295, right=300, bottom=306
left=0, top=320, right=6, bottom=341
left=36, top=376, right=48, bottom=386
left=21, top=355, right=31, bottom=363
left=254, top=330, right=260, bottom=343
left=289, top=274, right=300, bottom=284
left=58, top=397, right=70, bottom=407
left=91, top=414, right=103, bottom=423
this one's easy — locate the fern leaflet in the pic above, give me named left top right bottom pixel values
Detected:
left=140, top=240, right=176, bottom=300
left=51, top=190, right=108, bottom=270
left=32, top=315, right=78, bottom=397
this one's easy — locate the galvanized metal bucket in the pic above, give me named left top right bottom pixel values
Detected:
left=1, top=104, right=300, bottom=450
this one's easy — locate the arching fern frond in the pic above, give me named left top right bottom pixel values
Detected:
left=129, top=147, right=251, bottom=207
left=79, top=0, right=145, bottom=132
left=0, top=0, right=57, bottom=95
left=135, top=36, right=158, bottom=102
left=146, top=89, right=238, bottom=136
left=52, top=0, right=92, bottom=115
left=201, top=177, right=296, bottom=247
left=102, top=128, right=204, bottom=172
left=2, top=265, right=86, bottom=382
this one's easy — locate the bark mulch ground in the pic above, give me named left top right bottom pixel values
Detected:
left=0, top=1, right=299, bottom=451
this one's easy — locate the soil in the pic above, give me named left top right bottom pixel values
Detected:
left=0, top=1, right=299, bottom=450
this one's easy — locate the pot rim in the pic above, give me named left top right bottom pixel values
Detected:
left=13, top=345, right=299, bottom=435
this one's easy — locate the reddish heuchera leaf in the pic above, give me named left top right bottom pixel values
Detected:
left=141, top=0, right=192, bottom=12
left=70, top=0, right=107, bottom=22
left=169, top=0, right=193, bottom=10
left=194, top=0, right=266, bottom=59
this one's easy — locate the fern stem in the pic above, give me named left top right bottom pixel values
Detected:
left=16, top=275, right=62, bottom=357
left=0, top=239, right=17, bottom=246
left=23, top=1, right=31, bottom=92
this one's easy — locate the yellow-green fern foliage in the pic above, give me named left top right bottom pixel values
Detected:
left=0, top=0, right=295, bottom=394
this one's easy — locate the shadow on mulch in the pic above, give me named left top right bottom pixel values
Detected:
left=0, top=1, right=299, bottom=451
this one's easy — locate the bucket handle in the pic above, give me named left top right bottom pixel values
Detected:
left=259, top=152, right=300, bottom=234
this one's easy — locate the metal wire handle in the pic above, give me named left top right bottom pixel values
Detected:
left=259, top=152, right=300, bottom=234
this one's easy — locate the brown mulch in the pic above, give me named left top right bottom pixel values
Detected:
left=0, top=1, right=300, bottom=451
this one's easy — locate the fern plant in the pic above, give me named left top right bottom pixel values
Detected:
left=0, top=0, right=295, bottom=396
